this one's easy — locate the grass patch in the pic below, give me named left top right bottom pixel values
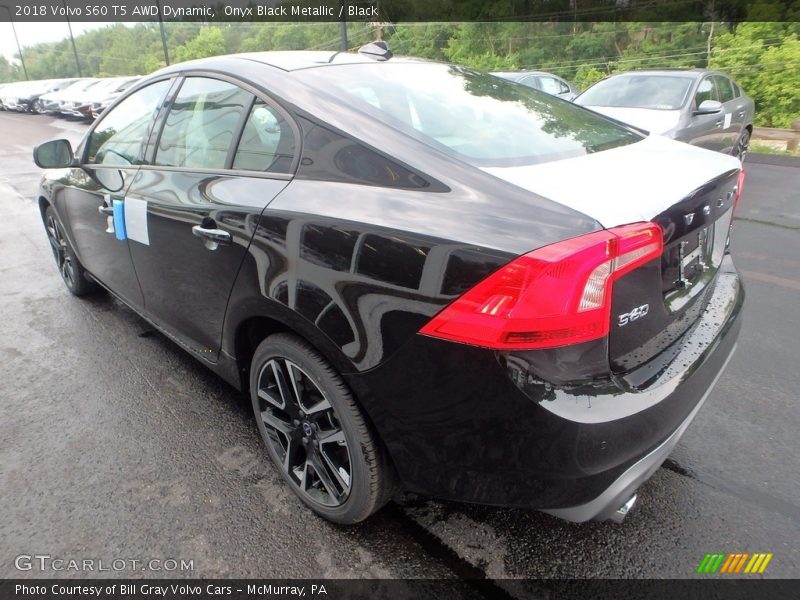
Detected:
left=749, top=142, right=800, bottom=157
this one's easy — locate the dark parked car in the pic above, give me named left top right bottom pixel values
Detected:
left=38, top=78, right=99, bottom=115
left=61, top=76, right=141, bottom=119
left=0, top=79, right=78, bottom=112
left=34, top=50, right=745, bottom=525
left=90, top=76, right=142, bottom=120
left=26, top=79, right=82, bottom=113
left=575, top=69, right=755, bottom=159
left=493, top=70, right=578, bottom=100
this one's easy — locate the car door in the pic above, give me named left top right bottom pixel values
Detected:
left=712, top=75, right=741, bottom=153
left=124, top=75, right=297, bottom=359
left=681, top=75, right=724, bottom=152
left=58, top=79, right=174, bottom=309
left=532, top=76, right=568, bottom=100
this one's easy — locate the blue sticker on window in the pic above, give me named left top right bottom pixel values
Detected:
left=113, top=199, right=126, bottom=240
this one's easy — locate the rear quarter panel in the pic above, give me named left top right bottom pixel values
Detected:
left=222, top=114, right=601, bottom=375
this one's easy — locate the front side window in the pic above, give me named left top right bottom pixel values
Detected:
left=540, top=77, right=569, bottom=95
left=694, top=77, right=718, bottom=107
left=296, top=64, right=643, bottom=167
left=156, top=77, right=252, bottom=169
left=233, top=100, right=296, bottom=173
left=86, top=80, right=171, bottom=166
left=520, top=75, right=543, bottom=90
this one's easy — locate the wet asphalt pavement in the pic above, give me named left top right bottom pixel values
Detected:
left=0, top=111, right=798, bottom=584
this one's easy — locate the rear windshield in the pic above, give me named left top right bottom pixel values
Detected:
left=296, top=63, right=643, bottom=167
left=577, top=75, right=694, bottom=110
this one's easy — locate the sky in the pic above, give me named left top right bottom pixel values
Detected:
left=1, top=21, right=113, bottom=63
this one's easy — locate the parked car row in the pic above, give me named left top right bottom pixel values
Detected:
left=492, top=68, right=754, bottom=159
left=0, top=78, right=79, bottom=112
left=0, top=76, right=141, bottom=120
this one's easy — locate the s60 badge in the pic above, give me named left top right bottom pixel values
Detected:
left=618, top=304, right=649, bottom=327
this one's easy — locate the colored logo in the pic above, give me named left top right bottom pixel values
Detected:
left=697, top=552, right=773, bottom=574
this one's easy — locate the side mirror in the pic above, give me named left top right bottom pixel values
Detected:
left=694, top=100, right=723, bottom=115
left=92, top=168, right=125, bottom=192
left=33, top=139, right=74, bottom=168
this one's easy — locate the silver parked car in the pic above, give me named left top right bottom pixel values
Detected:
left=492, top=70, right=579, bottom=101
left=575, top=69, right=755, bottom=159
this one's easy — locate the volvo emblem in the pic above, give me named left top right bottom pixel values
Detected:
left=702, top=205, right=711, bottom=216
left=684, top=213, right=695, bottom=226
left=302, top=422, right=313, bottom=436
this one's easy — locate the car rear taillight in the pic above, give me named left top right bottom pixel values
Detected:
left=733, top=169, right=745, bottom=214
left=419, top=222, right=663, bottom=350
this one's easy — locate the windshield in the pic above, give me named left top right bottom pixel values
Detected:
left=577, top=75, right=694, bottom=110
left=297, top=63, right=643, bottom=167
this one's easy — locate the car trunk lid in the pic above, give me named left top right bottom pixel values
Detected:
left=482, top=135, right=742, bottom=374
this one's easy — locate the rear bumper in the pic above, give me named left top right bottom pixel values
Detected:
left=543, top=338, right=736, bottom=522
left=353, top=256, right=743, bottom=515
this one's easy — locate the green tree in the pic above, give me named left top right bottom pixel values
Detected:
left=711, top=22, right=800, bottom=126
left=173, top=26, right=226, bottom=63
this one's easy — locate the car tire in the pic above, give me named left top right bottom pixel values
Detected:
left=33, top=100, right=44, bottom=114
left=250, top=333, right=395, bottom=524
left=733, top=129, right=750, bottom=161
left=43, top=205, right=97, bottom=297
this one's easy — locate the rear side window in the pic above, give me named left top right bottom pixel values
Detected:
left=714, top=76, right=735, bottom=103
left=232, top=100, right=296, bottom=173
left=156, top=77, right=252, bottom=169
left=86, top=80, right=171, bottom=166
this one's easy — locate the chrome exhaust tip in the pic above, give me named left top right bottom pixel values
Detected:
left=610, top=494, right=637, bottom=523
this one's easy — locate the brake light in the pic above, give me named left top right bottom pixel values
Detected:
left=419, top=222, right=663, bottom=350
left=733, top=169, right=745, bottom=213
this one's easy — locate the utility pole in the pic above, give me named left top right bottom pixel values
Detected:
left=376, top=0, right=382, bottom=40
left=0, top=5, right=29, bottom=79
left=156, top=0, right=170, bottom=65
left=339, top=0, right=348, bottom=50
left=63, top=0, right=82, bottom=77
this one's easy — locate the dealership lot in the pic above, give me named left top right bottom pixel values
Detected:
left=0, top=112, right=798, bottom=582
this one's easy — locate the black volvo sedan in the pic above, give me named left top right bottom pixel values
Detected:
left=34, top=48, right=744, bottom=525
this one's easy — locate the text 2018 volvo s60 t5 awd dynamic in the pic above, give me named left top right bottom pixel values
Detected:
left=33, top=49, right=745, bottom=525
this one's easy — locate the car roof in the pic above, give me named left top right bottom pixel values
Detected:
left=605, top=69, right=730, bottom=79
left=222, top=51, right=426, bottom=71
left=494, top=70, right=553, bottom=76
left=492, top=70, right=560, bottom=79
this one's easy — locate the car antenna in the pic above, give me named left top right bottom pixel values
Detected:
left=358, top=41, right=392, bottom=61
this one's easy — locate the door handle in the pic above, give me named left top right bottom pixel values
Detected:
left=737, top=111, right=745, bottom=118
left=98, top=205, right=113, bottom=215
left=192, top=225, right=231, bottom=250
left=715, top=119, right=724, bottom=128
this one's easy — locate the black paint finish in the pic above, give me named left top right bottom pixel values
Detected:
left=35, top=52, right=744, bottom=515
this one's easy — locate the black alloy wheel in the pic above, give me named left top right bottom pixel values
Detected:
left=44, top=205, right=96, bottom=296
left=733, top=129, right=750, bottom=161
left=250, top=333, right=394, bottom=523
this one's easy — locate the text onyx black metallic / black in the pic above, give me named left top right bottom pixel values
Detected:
left=33, top=50, right=744, bottom=524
